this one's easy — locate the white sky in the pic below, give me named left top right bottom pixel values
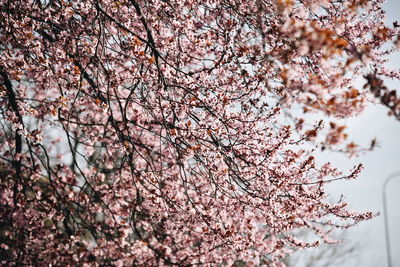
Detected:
left=293, top=1, right=400, bottom=266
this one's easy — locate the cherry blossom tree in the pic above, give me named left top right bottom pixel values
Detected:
left=0, top=0, right=398, bottom=266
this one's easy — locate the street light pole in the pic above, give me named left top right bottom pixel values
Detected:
left=382, top=171, right=400, bottom=267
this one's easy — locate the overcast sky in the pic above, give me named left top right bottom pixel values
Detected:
left=292, top=1, right=400, bottom=266
left=333, top=1, right=400, bottom=266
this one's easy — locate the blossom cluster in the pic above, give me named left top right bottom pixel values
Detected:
left=0, top=0, right=397, bottom=266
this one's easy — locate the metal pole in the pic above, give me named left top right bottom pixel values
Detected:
left=382, top=171, right=400, bottom=267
